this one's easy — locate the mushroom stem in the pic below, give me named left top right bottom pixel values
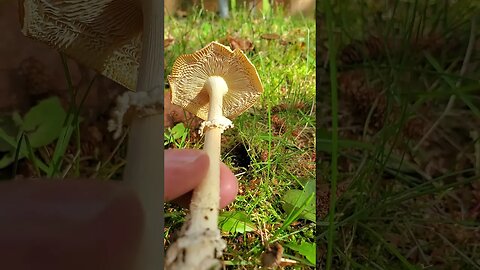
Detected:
left=165, top=76, right=231, bottom=269
left=123, top=0, right=163, bottom=269
left=190, top=76, right=229, bottom=229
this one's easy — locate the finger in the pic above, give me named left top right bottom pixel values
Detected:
left=0, top=180, right=143, bottom=270
left=219, top=161, right=238, bottom=207
left=173, top=161, right=238, bottom=208
left=164, top=149, right=210, bottom=202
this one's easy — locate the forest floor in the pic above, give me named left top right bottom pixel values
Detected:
left=319, top=1, right=480, bottom=269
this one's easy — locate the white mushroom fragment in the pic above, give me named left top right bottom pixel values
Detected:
left=19, top=0, right=163, bottom=269
left=165, top=41, right=263, bottom=269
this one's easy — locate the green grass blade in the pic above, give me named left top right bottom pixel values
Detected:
left=359, top=223, right=419, bottom=270
left=12, top=133, right=24, bottom=177
left=325, top=0, right=339, bottom=269
left=23, top=134, right=40, bottom=176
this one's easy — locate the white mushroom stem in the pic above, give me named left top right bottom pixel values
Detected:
left=123, top=0, right=163, bottom=269
left=165, top=76, right=232, bottom=270
left=192, top=76, right=232, bottom=227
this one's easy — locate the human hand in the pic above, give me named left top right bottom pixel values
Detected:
left=0, top=149, right=238, bottom=270
left=0, top=180, right=143, bottom=270
left=164, top=149, right=238, bottom=208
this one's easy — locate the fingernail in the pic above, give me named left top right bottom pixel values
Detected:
left=165, top=149, right=209, bottom=164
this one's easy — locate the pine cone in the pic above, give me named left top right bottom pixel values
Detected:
left=338, top=70, right=387, bottom=129
left=340, top=36, right=385, bottom=66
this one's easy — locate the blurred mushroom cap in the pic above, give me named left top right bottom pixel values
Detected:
left=19, top=0, right=143, bottom=90
left=168, top=41, right=263, bottom=121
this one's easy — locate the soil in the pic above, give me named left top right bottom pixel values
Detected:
left=318, top=27, right=480, bottom=267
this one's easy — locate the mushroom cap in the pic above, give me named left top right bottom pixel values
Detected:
left=168, top=41, right=263, bottom=121
left=19, top=0, right=143, bottom=90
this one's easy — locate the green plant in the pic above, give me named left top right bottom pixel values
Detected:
left=281, top=180, right=316, bottom=224
left=165, top=4, right=316, bottom=268
left=164, top=123, right=190, bottom=148
left=320, top=0, right=480, bottom=268
left=0, top=97, right=66, bottom=171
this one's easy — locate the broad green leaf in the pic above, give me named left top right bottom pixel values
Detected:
left=284, top=242, right=316, bottom=265
left=219, top=211, right=256, bottom=233
left=281, top=180, right=315, bottom=222
left=11, top=112, right=23, bottom=127
left=0, top=116, right=18, bottom=152
left=0, top=151, right=18, bottom=169
left=21, top=97, right=66, bottom=148
left=171, top=123, right=186, bottom=140
left=0, top=128, right=49, bottom=171
left=304, top=179, right=315, bottom=194
left=0, top=127, right=26, bottom=169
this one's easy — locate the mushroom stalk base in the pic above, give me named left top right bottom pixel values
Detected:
left=165, top=76, right=229, bottom=270
left=164, top=129, right=226, bottom=270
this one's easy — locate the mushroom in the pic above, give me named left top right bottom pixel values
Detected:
left=165, top=41, right=263, bottom=269
left=19, top=0, right=163, bottom=269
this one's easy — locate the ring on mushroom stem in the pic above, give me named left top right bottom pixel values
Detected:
left=199, top=76, right=234, bottom=135
left=165, top=41, right=263, bottom=269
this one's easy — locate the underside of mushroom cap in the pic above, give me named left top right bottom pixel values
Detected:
left=168, top=41, right=263, bottom=121
left=19, top=0, right=143, bottom=90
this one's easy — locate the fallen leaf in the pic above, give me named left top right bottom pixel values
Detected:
left=227, top=35, right=254, bottom=52
left=260, top=242, right=284, bottom=268
left=164, top=38, right=175, bottom=49
left=164, top=90, right=199, bottom=129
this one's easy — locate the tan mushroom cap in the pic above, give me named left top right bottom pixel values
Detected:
left=19, top=0, right=143, bottom=90
left=168, top=41, right=263, bottom=121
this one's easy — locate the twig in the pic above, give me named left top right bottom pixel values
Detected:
left=414, top=17, right=476, bottom=151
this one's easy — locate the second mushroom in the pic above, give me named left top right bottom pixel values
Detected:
left=165, top=41, right=263, bottom=269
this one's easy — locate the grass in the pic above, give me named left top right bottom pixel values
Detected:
left=0, top=52, right=99, bottom=179
left=324, top=0, right=339, bottom=268
left=0, top=2, right=315, bottom=268
left=165, top=5, right=316, bottom=269
left=320, top=0, right=480, bottom=269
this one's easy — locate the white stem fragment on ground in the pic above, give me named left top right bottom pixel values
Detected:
left=165, top=76, right=233, bottom=270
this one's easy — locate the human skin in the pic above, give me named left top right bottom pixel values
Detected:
left=164, top=149, right=238, bottom=207
left=0, top=149, right=238, bottom=270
